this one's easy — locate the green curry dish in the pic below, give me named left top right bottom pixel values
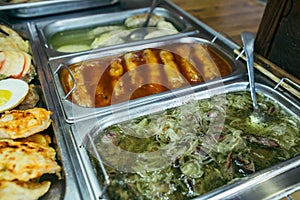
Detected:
left=91, top=91, right=300, bottom=200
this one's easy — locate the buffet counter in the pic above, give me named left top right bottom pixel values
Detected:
left=0, top=0, right=299, bottom=200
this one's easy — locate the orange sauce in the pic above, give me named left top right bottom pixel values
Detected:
left=60, top=43, right=233, bottom=108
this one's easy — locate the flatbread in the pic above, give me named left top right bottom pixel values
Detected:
left=0, top=108, right=52, bottom=139
left=17, top=133, right=51, bottom=147
left=0, top=139, right=61, bottom=182
left=0, top=180, right=51, bottom=200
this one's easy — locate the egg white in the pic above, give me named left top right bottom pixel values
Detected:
left=0, top=78, right=29, bottom=113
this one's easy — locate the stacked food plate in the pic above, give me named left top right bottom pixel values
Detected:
left=0, top=24, right=64, bottom=200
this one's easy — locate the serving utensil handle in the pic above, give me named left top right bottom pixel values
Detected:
left=241, top=31, right=259, bottom=110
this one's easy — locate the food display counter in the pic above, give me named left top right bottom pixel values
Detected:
left=0, top=0, right=299, bottom=200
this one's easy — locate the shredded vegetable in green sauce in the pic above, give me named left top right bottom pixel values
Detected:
left=91, top=91, right=300, bottom=200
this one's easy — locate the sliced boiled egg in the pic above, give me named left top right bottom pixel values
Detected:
left=0, top=78, right=29, bottom=113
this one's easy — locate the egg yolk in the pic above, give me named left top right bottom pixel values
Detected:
left=0, top=90, right=12, bottom=106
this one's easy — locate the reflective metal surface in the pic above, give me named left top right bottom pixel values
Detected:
left=45, top=36, right=244, bottom=122
left=76, top=81, right=300, bottom=200
left=36, top=7, right=196, bottom=58
left=1, top=0, right=299, bottom=199
left=0, top=0, right=119, bottom=18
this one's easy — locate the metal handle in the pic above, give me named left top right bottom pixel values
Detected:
left=143, top=0, right=161, bottom=27
left=274, top=77, right=300, bottom=90
left=241, top=31, right=259, bottom=110
left=54, top=63, right=77, bottom=100
left=233, top=48, right=300, bottom=99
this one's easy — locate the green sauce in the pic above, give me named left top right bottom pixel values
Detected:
left=91, top=91, right=300, bottom=199
left=49, top=28, right=94, bottom=52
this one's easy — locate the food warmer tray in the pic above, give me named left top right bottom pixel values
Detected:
left=5, top=0, right=299, bottom=199
left=70, top=80, right=300, bottom=200
left=35, top=7, right=197, bottom=58
left=0, top=0, right=119, bottom=18
left=46, top=36, right=245, bottom=123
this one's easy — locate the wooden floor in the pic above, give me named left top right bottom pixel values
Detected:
left=171, top=0, right=266, bottom=45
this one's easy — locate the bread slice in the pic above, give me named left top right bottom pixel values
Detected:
left=0, top=180, right=51, bottom=200
left=0, top=139, right=61, bottom=182
left=0, top=108, right=52, bottom=139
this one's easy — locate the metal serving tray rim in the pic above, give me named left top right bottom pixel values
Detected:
left=37, top=7, right=197, bottom=58
left=86, top=81, right=300, bottom=137
left=76, top=81, right=300, bottom=199
left=2, top=0, right=120, bottom=18
left=49, top=36, right=246, bottom=123
left=0, top=0, right=116, bottom=10
left=42, top=7, right=193, bottom=33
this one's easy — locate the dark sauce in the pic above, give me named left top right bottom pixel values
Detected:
left=60, top=43, right=233, bottom=108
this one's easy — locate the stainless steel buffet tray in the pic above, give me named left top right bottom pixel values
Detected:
left=10, top=0, right=298, bottom=199
left=47, top=36, right=245, bottom=123
left=0, top=24, right=87, bottom=200
left=35, top=7, right=197, bottom=58
left=0, top=0, right=119, bottom=18
left=70, top=81, right=300, bottom=200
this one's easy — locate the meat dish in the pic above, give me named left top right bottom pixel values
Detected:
left=89, top=91, right=300, bottom=200
left=60, top=43, right=233, bottom=107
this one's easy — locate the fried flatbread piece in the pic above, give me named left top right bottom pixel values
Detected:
left=0, top=108, right=52, bottom=139
left=17, top=133, right=51, bottom=147
left=0, top=139, right=61, bottom=182
left=0, top=180, right=51, bottom=200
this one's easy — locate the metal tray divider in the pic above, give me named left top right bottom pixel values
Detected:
left=0, top=0, right=86, bottom=8
left=210, top=30, right=239, bottom=47
left=26, top=21, right=87, bottom=199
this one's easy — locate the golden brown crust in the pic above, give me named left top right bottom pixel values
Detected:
left=144, top=49, right=160, bottom=83
left=0, top=108, right=52, bottom=139
left=172, top=44, right=204, bottom=83
left=0, top=25, right=60, bottom=200
left=0, top=139, right=61, bottom=182
left=110, top=60, right=124, bottom=97
left=160, top=50, right=185, bottom=88
left=16, top=133, right=51, bottom=147
left=192, top=44, right=221, bottom=80
left=0, top=180, right=51, bottom=200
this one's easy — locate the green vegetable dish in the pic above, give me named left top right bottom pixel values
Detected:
left=90, top=91, right=300, bottom=200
